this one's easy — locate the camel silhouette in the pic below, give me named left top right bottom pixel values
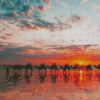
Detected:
left=47, top=63, right=58, bottom=71
left=24, top=62, right=33, bottom=75
left=10, top=65, right=23, bottom=75
left=59, top=63, right=70, bottom=71
left=86, top=64, right=92, bottom=71
left=70, top=64, right=79, bottom=71
left=59, top=64, right=70, bottom=71
left=94, top=65, right=100, bottom=72
left=35, top=63, right=46, bottom=72
left=6, top=66, right=9, bottom=77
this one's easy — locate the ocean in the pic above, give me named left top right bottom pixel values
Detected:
left=0, top=65, right=100, bottom=100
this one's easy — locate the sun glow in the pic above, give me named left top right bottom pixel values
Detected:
left=75, top=60, right=88, bottom=65
left=79, top=61, right=83, bottom=65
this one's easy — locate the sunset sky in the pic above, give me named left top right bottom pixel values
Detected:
left=0, top=0, right=100, bottom=65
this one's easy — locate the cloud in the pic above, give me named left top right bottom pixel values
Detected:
left=61, top=2, right=68, bottom=8
left=40, top=0, right=47, bottom=2
left=0, top=33, right=14, bottom=40
left=82, top=44, right=92, bottom=49
left=0, top=0, right=82, bottom=32
left=35, top=0, right=51, bottom=12
left=80, top=0, right=89, bottom=4
left=0, top=43, right=6, bottom=51
left=69, top=15, right=81, bottom=23
left=0, top=44, right=63, bottom=64
left=35, top=5, right=46, bottom=12
left=92, top=54, right=100, bottom=61
left=92, top=4, right=100, bottom=9
left=95, top=14, right=100, bottom=17
left=0, top=45, right=41, bottom=59
left=48, top=44, right=93, bottom=51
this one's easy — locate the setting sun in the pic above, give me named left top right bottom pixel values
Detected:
left=75, top=60, right=88, bottom=66
left=79, top=61, right=83, bottom=65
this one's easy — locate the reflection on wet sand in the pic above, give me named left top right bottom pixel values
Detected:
left=2, top=69, right=100, bottom=100
left=4, top=67, right=100, bottom=93
left=25, top=71, right=32, bottom=84
left=95, top=72, right=100, bottom=82
left=8, top=71, right=21, bottom=83
left=50, top=71, right=58, bottom=82
left=39, top=71, right=46, bottom=83
left=5, top=70, right=100, bottom=85
left=86, top=71, right=92, bottom=80
left=6, top=66, right=9, bottom=77
left=63, top=71, right=70, bottom=82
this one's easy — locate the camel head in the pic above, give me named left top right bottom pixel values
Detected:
left=69, top=65, right=72, bottom=68
left=59, top=66, right=63, bottom=69
left=94, top=65, right=97, bottom=68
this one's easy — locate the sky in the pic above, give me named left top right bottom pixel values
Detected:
left=0, top=0, right=100, bottom=65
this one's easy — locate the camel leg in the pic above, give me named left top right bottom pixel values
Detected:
left=25, top=69, right=27, bottom=75
left=13, top=69, right=14, bottom=75
left=45, top=69, right=46, bottom=72
left=21, top=69, right=22, bottom=75
left=31, top=69, right=32, bottom=76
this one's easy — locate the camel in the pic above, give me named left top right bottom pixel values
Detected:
left=70, top=64, right=79, bottom=71
left=6, top=66, right=9, bottom=77
left=35, top=63, right=46, bottom=72
left=47, top=63, right=58, bottom=71
left=24, top=62, right=33, bottom=75
left=86, top=64, right=92, bottom=71
left=10, top=65, right=23, bottom=75
left=59, top=64, right=70, bottom=71
left=94, top=65, right=100, bottom=72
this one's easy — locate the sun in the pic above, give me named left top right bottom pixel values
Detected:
left=79, top=61, right=83, bottom=65
left=76, top=60, right=88, bottom=65
left=75, top=60, right=85, bottom=65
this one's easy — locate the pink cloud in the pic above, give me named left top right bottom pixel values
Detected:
left=95, top=14, right=100, bottom=17
left=35, top=0, right=51, bottom=12
left=61, top=2, right=68, bottom=8
left=40, top=0, right=47, bottom=2
left=35, top=5, right=46, bottom=12
left=80, top=0, right=89, bottom=4
left=92, top=5, right=100, bottom=9
left=6, top=33, right=14, bottom=37
left=27, top=0, right=29, bottom=3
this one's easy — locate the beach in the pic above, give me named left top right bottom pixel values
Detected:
left=0, top=66, right=100, bottom=100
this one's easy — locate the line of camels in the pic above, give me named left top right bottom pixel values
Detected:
left=6, top=62, right=100, bottom=76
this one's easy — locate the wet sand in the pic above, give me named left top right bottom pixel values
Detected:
left=0, top=66, right=100, bottom=100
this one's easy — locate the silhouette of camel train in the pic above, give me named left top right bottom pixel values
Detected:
left=6, top=62, right=100, bottom=77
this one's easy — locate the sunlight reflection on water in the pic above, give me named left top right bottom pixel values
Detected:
left=0, top=67, right=100, bottom=100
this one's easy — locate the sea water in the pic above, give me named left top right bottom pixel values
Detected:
left=0, top=65, right=100, bottom=100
